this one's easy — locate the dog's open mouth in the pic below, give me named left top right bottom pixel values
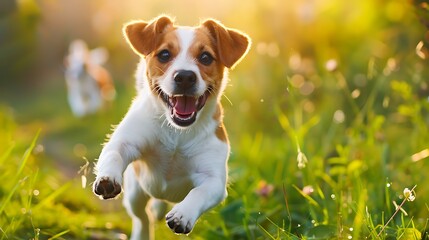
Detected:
left=160, top=90, right=209, bottom=127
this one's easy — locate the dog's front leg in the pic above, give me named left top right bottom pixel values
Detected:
left=93, top=102, right=154, bottom=199
left=165, top=142, right=229, bottom=234
left=166, top=176, right=227, bottom=234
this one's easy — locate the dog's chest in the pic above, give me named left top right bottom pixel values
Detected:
left=136, top=135, right=200, bottom=201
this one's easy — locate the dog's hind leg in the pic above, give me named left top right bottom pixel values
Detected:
left=149, top=198, right=167, bottom=221
left=123, top=166, right=152, bottom=240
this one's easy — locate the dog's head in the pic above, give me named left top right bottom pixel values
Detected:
left=123, top=16, right=250, bottom=128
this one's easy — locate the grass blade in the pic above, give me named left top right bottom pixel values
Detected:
left=14, top=129, right=41, bottom=183
left=48, top=229, right=70, bottom=240
left=292, top=185, right=320, bottom=207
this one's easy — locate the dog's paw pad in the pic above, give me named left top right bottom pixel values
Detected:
left=93, top=177, right=121, bottom=199
left=166, top=212, right=192, bottom=234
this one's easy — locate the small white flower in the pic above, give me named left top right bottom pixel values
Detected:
left=403, top=188, right=416, bottom=202
left=297, top=151, right=308, bottom=169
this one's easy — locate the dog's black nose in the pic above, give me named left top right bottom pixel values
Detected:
left=174, top=70, right=197, bottom=91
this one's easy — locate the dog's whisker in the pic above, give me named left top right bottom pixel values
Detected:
left=161, top=118, right=167, bottom=128
left=154, top=66, right=166, bottom=75
left=158, top=112, right=166, bottom=120
left=160, top=114, right=170, bottom=128
left=222, top=94, right=233, bottom=106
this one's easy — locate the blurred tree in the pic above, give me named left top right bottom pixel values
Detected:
left=0, top=0, right=40, bottom=88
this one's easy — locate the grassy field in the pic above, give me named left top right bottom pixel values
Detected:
left=1, top=0, right=429, bottom=239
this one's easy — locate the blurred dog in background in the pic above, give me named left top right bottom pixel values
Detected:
left=64, top=40, right=116, bottom=117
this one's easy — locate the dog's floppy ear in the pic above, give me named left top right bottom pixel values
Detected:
left=202, top=19, right=251, bottom=69
left=123, top=16, right=174, bottom=56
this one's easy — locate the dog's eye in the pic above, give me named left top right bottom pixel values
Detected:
left=198, top=52, right=214, bottom=66
left=157, top=49, right=171, bottom=63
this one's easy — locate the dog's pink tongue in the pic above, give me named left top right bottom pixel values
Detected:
left=174, top=96, right=197, bottom=115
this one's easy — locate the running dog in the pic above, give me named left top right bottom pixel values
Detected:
left=93, top=15, right=250, bottom=240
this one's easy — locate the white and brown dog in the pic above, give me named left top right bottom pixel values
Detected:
left=64, top=40, right=116, bottom=117
left=93, top=16, right=250, bottom=240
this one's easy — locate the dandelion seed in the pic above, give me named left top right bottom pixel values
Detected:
left=81, top=175, right=87, bottom=188
left=377, top=185, right=417, bottom=237
left=331, top=194, right=336, bottom=200
left=386, top=183, right=391, bottom=188
left=295, top=137, right=308, bottom=169
left=403, top=188, right=416, bottom=202
left=350, top=227, right=354, bottom=232
left=33, top=189, right=40, bottom=196
left=79, top=158, right=91, bottom=189
left=297, top=151, right=308, bottom=169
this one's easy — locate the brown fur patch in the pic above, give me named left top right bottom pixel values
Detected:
left=192, top=27, right=226, bottom=100
left=145, top=30, right=180, bottom=90
left=213, top=104, right=228, bottom=143
left=123, top=16, right=175, bottom=56
left=132, top=161, right=141, bottom=176
left=88, top=65, right=115, bottom=101
left=215, top=122, right=228, bottom=143
left=201, top=19, right=251, bottom=69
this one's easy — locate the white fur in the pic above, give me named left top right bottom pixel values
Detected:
left=93, top=26, right=229, bottom=240
left=159, top=28, right=207, bottom=97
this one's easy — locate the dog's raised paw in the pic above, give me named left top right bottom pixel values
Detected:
left=166, top=211, right=193, bottom=234
left=93, top=177, right=122, bottom=199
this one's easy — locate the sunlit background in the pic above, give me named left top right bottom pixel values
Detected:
left=1, top=0, right=429, bottom=239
